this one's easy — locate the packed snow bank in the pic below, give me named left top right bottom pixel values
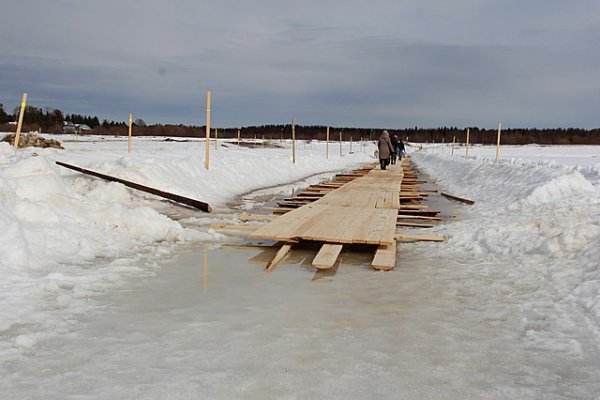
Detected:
left=412, top=151, right=600, bottom=332
left=0, top=137, right=373, bottom=354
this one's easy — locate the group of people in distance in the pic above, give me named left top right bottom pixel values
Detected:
left=377, top=130, right=405, bottom=170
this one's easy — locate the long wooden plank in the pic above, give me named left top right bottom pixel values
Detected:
left=56, top=161, right=213, bottom=212
left=210, top=224, right=260, bottom=231
left=397, top=222, right=434, bottom=228
left=372, top=242, right=396, bottom=271
left=395, top=234, right=445, bottom=242
left=266, top=243, right=293, bottom=272
left=312, top=244, right=343, bottom=269
left=441, top=192, right=475, bottom=205
left=239, top=213, right=279, bottom=221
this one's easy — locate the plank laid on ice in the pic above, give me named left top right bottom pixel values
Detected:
left=312, top=244, right=343, bottom=269
left=397, top=222, right=434, bottom=228
left=210, top=224, right=262, bottom=231
left=56, top=161, right=213, bottom=212
left=372, top=242, right=397, bottom=271
left=266, top=243, right=293, bottom=272
left=239, top=213, right=279, bottom=221
left=395, top=233, right=445, bottom=242
left=440, top=192, right=475, bottom=205
left=251, top=163, right=404, bottom=246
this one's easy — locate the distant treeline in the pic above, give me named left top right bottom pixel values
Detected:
left=1, top=103, right=599, bottom=144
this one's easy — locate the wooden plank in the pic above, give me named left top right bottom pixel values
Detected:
left=312, top=244, right=343, bottom=269
left=56, top=161, right=213, bottom=212
left=239, top=213, right=279, bottom=221
left=397, top=215, right=442, bottom=221
left=209, top=224, right=261, bottom=231
left=263, top=206, right=295, bottom=212
left=395, top=234, right=445, bottom=242
left=371, top=241, right=396, bottom=271
left=265, top=243, right=293, bottom=272
left=397, top=222, right=434, bottom=228
left=440, top=192, right=475, bottom=205
left=379, top=209, right=399, bottom=244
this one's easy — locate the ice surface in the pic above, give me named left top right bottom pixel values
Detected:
left=0, top=136, right=372, bottom=356
left=2, top=137, right=600, bottom=398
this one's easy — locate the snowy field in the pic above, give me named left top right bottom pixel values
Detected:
left=2, top=134, right=600, bottom=398
left=0, top=135, right=373, bottom=353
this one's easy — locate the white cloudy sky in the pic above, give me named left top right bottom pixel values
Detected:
left=1, top=0, right=599, bottom=128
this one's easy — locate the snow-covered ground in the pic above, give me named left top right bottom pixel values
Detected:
left=2, top=135, right=600, bottom=398
left=414, top=142, right=600, bottom=330
left=0, top=135, right=373, bottom=357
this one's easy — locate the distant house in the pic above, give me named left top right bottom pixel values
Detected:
left=63, top=122, right=92, bottom=134
left=63, top=121, right=76, bottom=134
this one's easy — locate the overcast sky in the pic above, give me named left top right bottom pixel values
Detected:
left=1, top=0, right=599, bottom=128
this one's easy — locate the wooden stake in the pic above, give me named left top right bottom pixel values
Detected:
left=291, top=117, right=296, bottom=164
left=215, top=128, right=218, bottom=151
left=237, top=129, right=240, bottom=148
left=495, top=123, right=502, bottom=163
left=339, top=131, right=342, bottom=157
left=451, top=136, right=455, bottom=156
left=128, top=113, right=132, bottom=153
left=205, top=91, right=211, bottom=170
left=326, top=126, right=330, bottom=160
left=13, top=93, right=27, bottom=149
left=350, top=135, right=353, bottom=153
left=465, top=128, right=470, bottom=159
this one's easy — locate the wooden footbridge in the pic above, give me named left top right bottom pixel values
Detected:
left=215, top=157, right=444, bottom=272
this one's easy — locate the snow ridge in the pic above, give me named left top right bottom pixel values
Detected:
left=413, top=152, right=600, bottom=332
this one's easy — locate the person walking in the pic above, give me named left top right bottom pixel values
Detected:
left=377, top=130, right=394, bottom=170
left=396, top=139, right=406, bottom=161
left=390, top=134, right=399, bottom=164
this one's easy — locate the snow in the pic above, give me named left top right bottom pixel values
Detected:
left=0, top=135, right=372, bottom=355
left=412, top=143, right=600, bottom=331
left=2, top=136, right=600, bottom=398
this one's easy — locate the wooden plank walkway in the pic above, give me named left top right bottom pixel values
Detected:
left=250, top=163, right=404, bottom=270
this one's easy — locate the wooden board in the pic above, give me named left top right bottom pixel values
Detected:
left=266, top=243, right=293, bottom=272
left=250, top=164, right=403, bottom=247
left=312, top=244, right=344, bottom=269
left=372, top=242, right=396, bottom=271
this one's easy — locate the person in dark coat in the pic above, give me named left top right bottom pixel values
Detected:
left=377, top=130, right=394, bottom=170
left=390, top=134, right=399, bottom=164
left=396, top=139, right=406, bottom=160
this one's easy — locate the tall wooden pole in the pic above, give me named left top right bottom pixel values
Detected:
left=495, top=123, right=502, bottom=163
left=214, top=128, right=218, bottom=151
left=326, top=126, right=330, bottom=160
left=291, top=118, right=296, bottom=164
left=465, top=128, right=470, bottom=159
left=350, top=135, right=353, bottom=153
left=205, top=91, right=211, bottom=170
left=128, top=113, right=133, bottom=153
left=237, top=129, right=240, bottom=148
left=13, top=93, right=27, bottom=149
left=451, top=136, right=456, bottom=156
